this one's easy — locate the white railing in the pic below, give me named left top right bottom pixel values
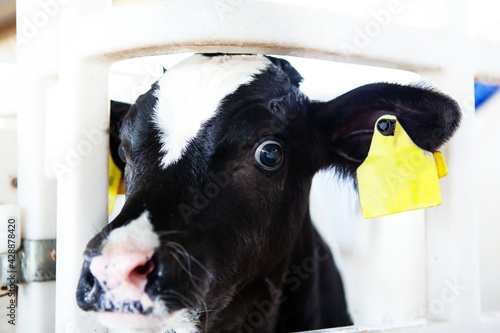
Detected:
left=12, top=0, right=500, bottom=332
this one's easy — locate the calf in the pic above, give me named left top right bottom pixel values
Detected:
left=76, top=54, right=461, bottom=333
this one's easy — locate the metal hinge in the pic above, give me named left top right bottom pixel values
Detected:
left=0, top=239, right=56, bottom=284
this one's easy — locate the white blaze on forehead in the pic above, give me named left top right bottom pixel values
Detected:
left=104, top=210, right=159, bottom=253
left=153, top=54, right=271, bottom=168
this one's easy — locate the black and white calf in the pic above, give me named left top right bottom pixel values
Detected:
left=76, top=54, right=461, bottom=333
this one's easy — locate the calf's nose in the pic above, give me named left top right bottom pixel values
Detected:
left=90, top=247, right=155, bottom=297
left=86, top=211, right=160, bottom=304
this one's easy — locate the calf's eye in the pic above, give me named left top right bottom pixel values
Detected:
left=255, top=140, right=283, bottom=170
left=118, top=143, right=126, bottom=162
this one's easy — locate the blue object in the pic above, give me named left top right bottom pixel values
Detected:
left=475, top=82, right=499, bottom=109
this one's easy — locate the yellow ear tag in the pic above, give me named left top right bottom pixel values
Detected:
left=356, top=115, right=446, bottom=219
left=108, top=156, right=123, bottom=215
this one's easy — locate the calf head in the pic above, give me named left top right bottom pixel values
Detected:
left=76, top=54, right=461, bottom=333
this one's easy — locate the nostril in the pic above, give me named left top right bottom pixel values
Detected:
left=89, top=249, right=156, bottom=300
left=134, top=265, right=148, bottom=275
left=132, top=259, right=154, bottom=276
left=129, top=258, right=155, bottom=287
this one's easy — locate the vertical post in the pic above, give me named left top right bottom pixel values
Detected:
left=16, top=0, right=58, bottom=331
left=54, top=60, right=111, bottom=333
left=350, top=210, right=426, bottom=327
left=54, top=1, right=111, bottom=332
left=422, top=0, right=480, bottom=328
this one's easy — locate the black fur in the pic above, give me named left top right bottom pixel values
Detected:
left=109, top=100, right=131, bottom=171
left=309, top=82, right=461, bottom=178
left=77, top=54, right=461, bottom=333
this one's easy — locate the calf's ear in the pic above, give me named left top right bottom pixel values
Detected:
left=110, top=100, right=131, bottom=171
left=308, top=83, right=461, bottom=178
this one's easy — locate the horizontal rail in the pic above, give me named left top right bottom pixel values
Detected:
left=62, top=0, right=453, bottom=71
left=476, top=38, right=500, bottom=84
left=59, top=0, right=500, bottom=82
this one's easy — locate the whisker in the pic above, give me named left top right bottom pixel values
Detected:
left=163, top=289, right=196, bottom=309
left=165, top=241, right=215, bottom=280
left=156, top=230, right=188, bottom=237
left=168, top=251, right=206, bottom=297
left=164, top=242, right=209, bottom=290
left=190, top=291, right=211, bottom=332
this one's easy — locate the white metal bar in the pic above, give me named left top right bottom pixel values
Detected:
left=54, top=61, right=110, bottom=333
left=51, top=0, right=500, bottom=82
left=53, top=2, right=111, bottom=333
left=15, top=0, right=58, bottom=331
left=349, top=211, right=426, bottom=327
left=60, top=1, right=447, bottom=69
left=420, top=0, right=483, bottom=332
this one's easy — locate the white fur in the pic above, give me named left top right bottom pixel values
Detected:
left=97, top=212, right=199, bottom=333
left=102, top=308, right=199, bottom=333
left=91, top=211, right=159, bottom=315
left=104, top=211, right=160, bottom=252
left=153, top=54, right=271, bottom=168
